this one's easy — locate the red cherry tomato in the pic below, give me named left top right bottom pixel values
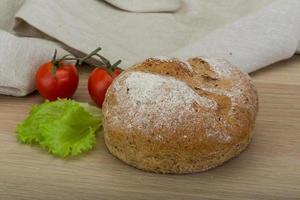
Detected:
left=35, top=61, right=79, bottom=101
left=88, top=68, right=113, bottom=107
left=111, top=68, right=123, bottom=79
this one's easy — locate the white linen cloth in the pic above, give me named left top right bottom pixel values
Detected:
left=0, top=0, right=300, bottom=96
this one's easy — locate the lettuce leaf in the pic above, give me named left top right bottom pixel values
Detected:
left=16, top=99, right=102, bottom=157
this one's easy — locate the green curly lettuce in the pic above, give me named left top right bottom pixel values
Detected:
left=16, top=99, right=102, bottom=157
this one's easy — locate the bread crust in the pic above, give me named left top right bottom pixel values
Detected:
left=102, top=57, right=258, bottom=174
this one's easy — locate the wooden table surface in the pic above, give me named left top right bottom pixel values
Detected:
left=0, top=56, right=299, bottom=200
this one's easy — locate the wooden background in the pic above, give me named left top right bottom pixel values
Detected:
left=0, top=56, right=299, bottom=200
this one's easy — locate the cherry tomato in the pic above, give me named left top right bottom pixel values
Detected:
left=111, top=68, right=123, bottom=79
left=35, top=61, right=79, bottom=101
left=88, top=68, right=113, bottom=107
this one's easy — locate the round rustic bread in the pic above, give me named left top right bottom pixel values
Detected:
left=102, top=57, right=258, bottom=174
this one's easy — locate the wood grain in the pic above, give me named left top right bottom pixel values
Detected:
left=0, top=56, right=300, bottom=200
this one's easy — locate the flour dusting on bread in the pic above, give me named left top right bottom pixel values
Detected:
left=198, top=57, right=256, bottom=115
left=111, top=71, right=217, bottom=131
left=150, top=56, right=193, bottom=73
left=201, top=57, right=233, bottom=78
left=124, top=72, right=217, bottom=109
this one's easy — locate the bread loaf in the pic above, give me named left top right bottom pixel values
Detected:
left=102, top=57, right=258, bottom=174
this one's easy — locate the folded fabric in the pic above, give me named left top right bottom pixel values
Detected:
left=103, top=0, right=182, bottom=13
left=171, top=0, right=300, bottom=72
left=13, top=0, right=276, bottom=69
left=0, top=31, right=66, bottom=96
left=0, top=0, right=300, bottom=96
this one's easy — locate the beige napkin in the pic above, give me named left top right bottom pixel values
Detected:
left=171, top=0, right=300, bottom=72
left=0, top=31, right=66, bottom=96
left=104, top=0, right=182, bottom=12
left=1, top=0, right=300, bottom=96
left=13, top=0, right=276, bottom=68
left=0, top=0, right=66, bottom=96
